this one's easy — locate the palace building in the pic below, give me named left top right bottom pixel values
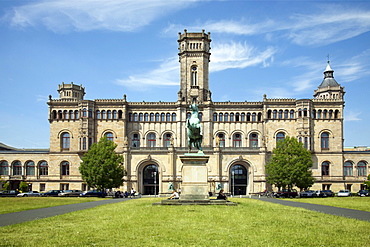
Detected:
left=1, top=30, right=369, bottom=195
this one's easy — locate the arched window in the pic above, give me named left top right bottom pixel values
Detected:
left=233, top=133, right=242, bottom=147
left=258, top=113, right=262, bottom=121
left=247, top=113, right=251, bottom=122
left=133, top=113, right=138, bottom=121
left=102, top=110, right=106, bottom=119
left=312, top=110, right=316, bottom=119
left=276, top=132, right=285, bottom=144
left=219, top=113, right=223, bottom=122
left=166, top=113, right=171, bottom=122
left=172, top=113, right=176, bottom=122
left=252, top=113, right=256, bottom=122
left=358, top=161, right=367, bottom=176
left=58, top=110, right=63, bottom=119
left=69, top=110, right=74, bottom=119
left=273, top=110, right=277, bottom=119
left=113, top=110, right=117, bottom=119
left=323, top=110, right=327, bottom=119
left=61, top=132, right=70, bottom=150
left=150, top=113, right=154, bottom=122
left=161, top=113, right=165, bottom=122
left=290, top=110, right=294, bottom=119
left=235, top=113, right=240, bottom=122
left=105, top=132, right=114, bottom=142
left=241, top=113, right=245, bottom=121
left=96, top=110, right=101, bottom=119
left=317, top=110, right=322, bottom=119
left=132, top=133, right=140, bottom=147
left=139, top=113, right=143, bottom=121
left=118, top=110, right=123, bottom=119
left=147, top=133, right=156, bottom=147
left=144, top=113, right=149, bottom=122
left=198, top=112, right=203, bottom=121
left=230, top=164, right=248, bottom=195
left=107, top=110, right=112, bottom=119
left=278, top=110, right=283, bottom=119
left=163, top=133, right=172, bottom=147
left=284, top=110, right=289, bottom=119
left=75, top=110, right=79, bottom=119
left=224, top=113, right=228, bottom=122
left=39, top=161, right=48, bottom=176
left=0, top=161, right=9, bottom=175
left=267, top=110, right=271, bottom=119
left=217, top=133, right=225, bottom=147
left=191, top=66, right=197, bottom=86
left=249, top=133, right=258, bottom=147
left=329, top=110, right=333, bottom=119
left=155, top=113, right=160, bottom=122
left=26, top=161, right=35, bottom=176
left=143, top=164, right=159, bottom=195
left=12, top=161, right=22, bottom=176
left=344, top=161, right=353, bottom=176
left=88, top=109, right=93, bottom=118
left=321, top=132, right=329, bottom=149
left=230, top=113, right=234, bottom=122
left=82, top=108, right=87, bottom=117
left=186, top=112, right=191, bottom=119
left=322, top=162, right=330, bottom=176
left=213, top=113, right=217, bottom=121
left=61, top=161, right=70, bottom=176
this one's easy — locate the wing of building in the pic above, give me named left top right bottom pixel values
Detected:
left=1, top=30, right=369, bottom=195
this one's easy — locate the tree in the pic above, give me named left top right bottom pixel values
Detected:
left=266, top=136, right=315, bottom=191
left=79, top=137, right=126, bottom=196
left=19, top=181, right=28, bottom=192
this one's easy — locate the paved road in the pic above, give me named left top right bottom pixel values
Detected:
left=0, top=197, right=369, bottom=227
left=252, top=196, right=370, bottom=222
left=0, top=198, right=131, bottom=227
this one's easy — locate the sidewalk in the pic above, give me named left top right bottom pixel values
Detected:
left=0, top=198, right=130, bottom=227
left=252, top=196, right=370, bottom=222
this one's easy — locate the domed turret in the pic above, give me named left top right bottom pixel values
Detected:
left=313, top=61, right=345, bottom=99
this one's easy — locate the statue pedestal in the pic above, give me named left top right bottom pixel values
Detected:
left=179, top=154, right=209, bottom=200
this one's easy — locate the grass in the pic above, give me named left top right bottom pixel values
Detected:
left=289, top=196, right=370, bottom=212
left=0, top=197, right=107, bottom=214
left=0, top=198, right=369, bottom=247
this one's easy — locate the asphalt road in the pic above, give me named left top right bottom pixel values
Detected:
left=0, top=197, right=369, bottom=227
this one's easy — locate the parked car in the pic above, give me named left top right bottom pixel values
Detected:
left=337, top=190, right=351, bottom=197
left=314, top=190, right=326, bottom=197
left=0, top=190, right=20, bottom=197
left=40, top=190, right=63, bottom=197
left=322, top=190, right=334, bottom=197
left=275, top=189, right=298, bottom=198
left=357, top=190, right=369, bottom=197
left=16, top=191, right=40, bottom=197
left=58, top=190, right=83, bottom=197
left=79, top=190, right=106, bottom=197
left=300, top=190, right=317, bottom=198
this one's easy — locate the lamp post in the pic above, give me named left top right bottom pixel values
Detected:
left=153, top=171, right=157, bottom=197
left=232, top=170, right=235, bottom=197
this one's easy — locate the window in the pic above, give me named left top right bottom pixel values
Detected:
left=198, top=112, right=203, bottom=121
left=0, top=161, right=8, bottom=175
left=230, top=113, right=234, bottom=122
left=26, top=161, right=35, bottom=176
left=82, top=137, right=87, bottom=150
left=163, top=133, right=172, bottom=147
left=144, top=113, right=149, bottom=121
left=224, top=113, right=228, bottom=122
left=166, top=113, right=171, bottom=122
left=276, top=132, right=285, bottom=144
left=304, top=137, right=308, bottom=149
left=39, top=161, right=48, bottom=176
left=102, top=110, right=106, bottom=119
left=138, top=113, right=143, bottom=121
left=12, top=161, right=22, bottom=176
left=191, top=66, right=197, bottom=86
left=113, top=110, right=117, bottom=119
left=155, top=113, right=160, bottom=122
left=62, top=132, right=70, bottom=149
left=235, top=113, right=240, bottom=122
left=88, top=109, right=93, bottom=118
left=40, top=183, right=46, bottom=192
left=132, top=133, right=140, bottom=147
left=147, top=133, right=156, bottom=147
left=278, top=110, right=283, bottom=119
left=60, top=184, right=69, bottom=190
left=105, top=132, right=114, bottom=142
left=219, top=113, right=223, bottom=122
left=290, top=110, right=294, bottom=119
left=69, top=110, right=74, bottom=119
left=249, top=133, right=258, bottom=147
left=233, top=133, right=242, bottom=147
left=172, top=113, right=176, bottom=122
left=273, top=110, right=277, bottom=119
left=61, top=161, right=70, bottom=176
left=322, top=162, right=330, bottom=176
left=252, top=113, right=256, bottom=122
left=107, top=110, right=112, bottom=119
left=217, top=133, right=225, bottom=147
left=82, top=108, right=87, bottom=117
left=358, top=161, right=367, bottom=176
left=150, top=113, right=154, bottom=122
left=284, top=110, right=289, bottom=119
left=344, top=161, right=353, bottom=176
left=161, top=113, right=165, bottom=122
left=241, top=113, right=245, bottom=122
left=321, top=132, right=329, bottom=149
left=213, top=113, right=218, bottom=121
left=133, top=113, right=138, bottom=121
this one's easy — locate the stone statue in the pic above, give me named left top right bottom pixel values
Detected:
left=168, top=182, right=174, bottom=191
left=187, top=103, right=203, bottom=152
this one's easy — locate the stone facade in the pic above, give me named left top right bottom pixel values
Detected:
left=1, top=30, right=369, bottom=195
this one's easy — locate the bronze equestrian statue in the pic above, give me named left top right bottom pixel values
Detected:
left=187, top=103, right=203, bottom=152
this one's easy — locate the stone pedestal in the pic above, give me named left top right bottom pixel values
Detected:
left=179, top=154, right=210, bottom=200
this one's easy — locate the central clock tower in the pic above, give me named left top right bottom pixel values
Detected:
left=178, top=30, right=212, bottom=104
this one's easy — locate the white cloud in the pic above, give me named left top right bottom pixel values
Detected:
left=5, top=0, right=198, bottom=32
left=344, top=110, right=362, bottom=122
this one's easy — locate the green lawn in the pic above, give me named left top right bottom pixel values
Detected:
left=289, top=196, right=370, bottom=212
left=0, top=197, right=107, bottom=214
left=0, top=198, right=369, bottom=247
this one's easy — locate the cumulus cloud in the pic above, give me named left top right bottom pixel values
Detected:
left=4, top=0, right=198, bottom=32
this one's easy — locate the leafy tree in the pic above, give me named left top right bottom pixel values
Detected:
left=2, top=181, right=10, bottom=191
left=19, top=181, right=28, bottom=192
left=266, top=136, right=315, bottom=191
left=79, top=137, right=126, bottom=196
left=364, top=174, right=370, bottom=189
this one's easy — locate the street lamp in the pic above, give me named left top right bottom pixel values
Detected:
left=153, top=171, right=157, bottom=197
left=232, top=170, right=235, bottom=197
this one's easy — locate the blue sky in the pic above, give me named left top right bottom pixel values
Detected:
left=1, top=0, right=369, bottom=148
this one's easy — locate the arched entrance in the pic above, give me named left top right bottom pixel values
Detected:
left=230, top=164, right=248, bottom=195
left=142, top=164, right=159, bottom=195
